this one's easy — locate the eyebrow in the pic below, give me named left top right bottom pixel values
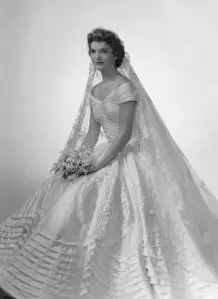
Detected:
left=90, top=47, right=110, bottom=51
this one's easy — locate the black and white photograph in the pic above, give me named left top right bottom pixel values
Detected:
left=1, top=1, right=218, bottom=298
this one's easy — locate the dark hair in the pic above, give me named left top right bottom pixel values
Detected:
left=87, top=27, right=125, bottom=68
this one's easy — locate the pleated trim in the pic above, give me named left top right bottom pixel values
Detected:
left=80, top=237, right=171, bottom=299
left=1, top=230, right=218, bottom=298
left=1, top=213, right=218, bottom=298
left=0, top=228, right=160, bottom=299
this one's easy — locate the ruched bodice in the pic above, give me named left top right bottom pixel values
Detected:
left=90, top=82, right=138, bottom=142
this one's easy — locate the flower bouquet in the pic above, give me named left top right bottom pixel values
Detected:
left=50, top=145, right=93, bottom=182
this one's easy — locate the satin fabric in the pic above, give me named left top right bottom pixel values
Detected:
left=1, top=83, right=218, bottom=299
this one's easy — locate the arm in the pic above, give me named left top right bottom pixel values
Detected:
left=93, top=100, right=137, bottom=171
left=58, top=103, right=100, bottom=162
left=80, top=105, right=101, bottom=149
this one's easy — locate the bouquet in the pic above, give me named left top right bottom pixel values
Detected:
left=50, top=145, right=93, bottom=181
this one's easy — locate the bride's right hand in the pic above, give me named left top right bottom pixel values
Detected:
left=86, top=155, right=100, bottom=174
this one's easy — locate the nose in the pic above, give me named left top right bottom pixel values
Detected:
left=94, top=52, right=101, bottom=61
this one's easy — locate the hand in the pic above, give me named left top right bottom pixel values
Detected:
left=58, top=154, right=68, bottom=163
left=86, top=162, right=99, bottom=174
left=86, top=156, right=100, bottom=174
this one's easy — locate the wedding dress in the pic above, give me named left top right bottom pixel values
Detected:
left=1, top=57, right=218, bottom=299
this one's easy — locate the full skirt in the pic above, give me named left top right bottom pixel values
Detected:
left=1, top=139, right=218, bottom=299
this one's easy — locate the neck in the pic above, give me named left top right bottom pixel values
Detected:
left=100, top=65, right=119, bottom=81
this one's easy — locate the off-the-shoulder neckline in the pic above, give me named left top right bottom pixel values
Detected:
left=90, top=81, right=131, bottom=102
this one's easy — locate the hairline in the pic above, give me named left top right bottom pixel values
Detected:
left=90, top=41, right=112, bottom=50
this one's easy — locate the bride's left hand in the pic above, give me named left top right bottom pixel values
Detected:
left=87, top=162, right=99, bottom=174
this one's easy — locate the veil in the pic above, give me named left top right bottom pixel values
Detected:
left=57, top=53, right=218, bottom=216
left=57, top=53, right=217, bottom=209
left=56, top=53, right=218, bottom=283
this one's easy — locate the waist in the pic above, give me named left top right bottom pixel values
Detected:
left=108, top=135, right=139, bottom=147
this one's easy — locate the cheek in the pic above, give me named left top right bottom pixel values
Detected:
left=105, top=54, right=115, bottom=64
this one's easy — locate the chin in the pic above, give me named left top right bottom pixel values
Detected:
left=96, top=66, right=107, bottom=72
left=96, top=65, right=104, bottom=69
left=100, top=64, right=113, bottom=71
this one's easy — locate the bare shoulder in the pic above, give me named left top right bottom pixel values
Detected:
left=118, top=75, right=136, bottom=94
left=118, top=75, right=136, bottom=91
left=91, top=82, right=102, bottom=94
left=117, top=74, right=132, bottom=85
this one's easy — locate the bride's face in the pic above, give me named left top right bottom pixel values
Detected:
left=89, top=41, right=116, bottom=70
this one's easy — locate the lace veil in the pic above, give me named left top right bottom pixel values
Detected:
left=57, top=54, right=218, bottom=209
left=57, top=52, right=218, bottom=198
left=56, top=53, right=218, bottom=282
left=57, top=54, right=204, bottom=189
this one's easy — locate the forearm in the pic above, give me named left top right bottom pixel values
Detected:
left=96, top=132, right=131, bottom=170
left=80, top=130, right=99, bottom=150
left=61, top=130, right=99, bottom=159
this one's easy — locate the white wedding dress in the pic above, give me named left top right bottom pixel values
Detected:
left=1, top=82, right=218, bottom=299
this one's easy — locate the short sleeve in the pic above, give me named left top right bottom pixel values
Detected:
left=114, top=82, right=138, bottom=104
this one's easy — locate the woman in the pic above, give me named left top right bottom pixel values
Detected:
left=1, top=27, right=218, bottom=299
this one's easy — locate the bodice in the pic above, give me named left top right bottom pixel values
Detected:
left=89, top=82, right=138, bottom=143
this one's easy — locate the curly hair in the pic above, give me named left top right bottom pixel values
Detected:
left=87, top=27, right=125, bottom=68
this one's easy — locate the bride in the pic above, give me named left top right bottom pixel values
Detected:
left=1, top=27, right=218, bottom=299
